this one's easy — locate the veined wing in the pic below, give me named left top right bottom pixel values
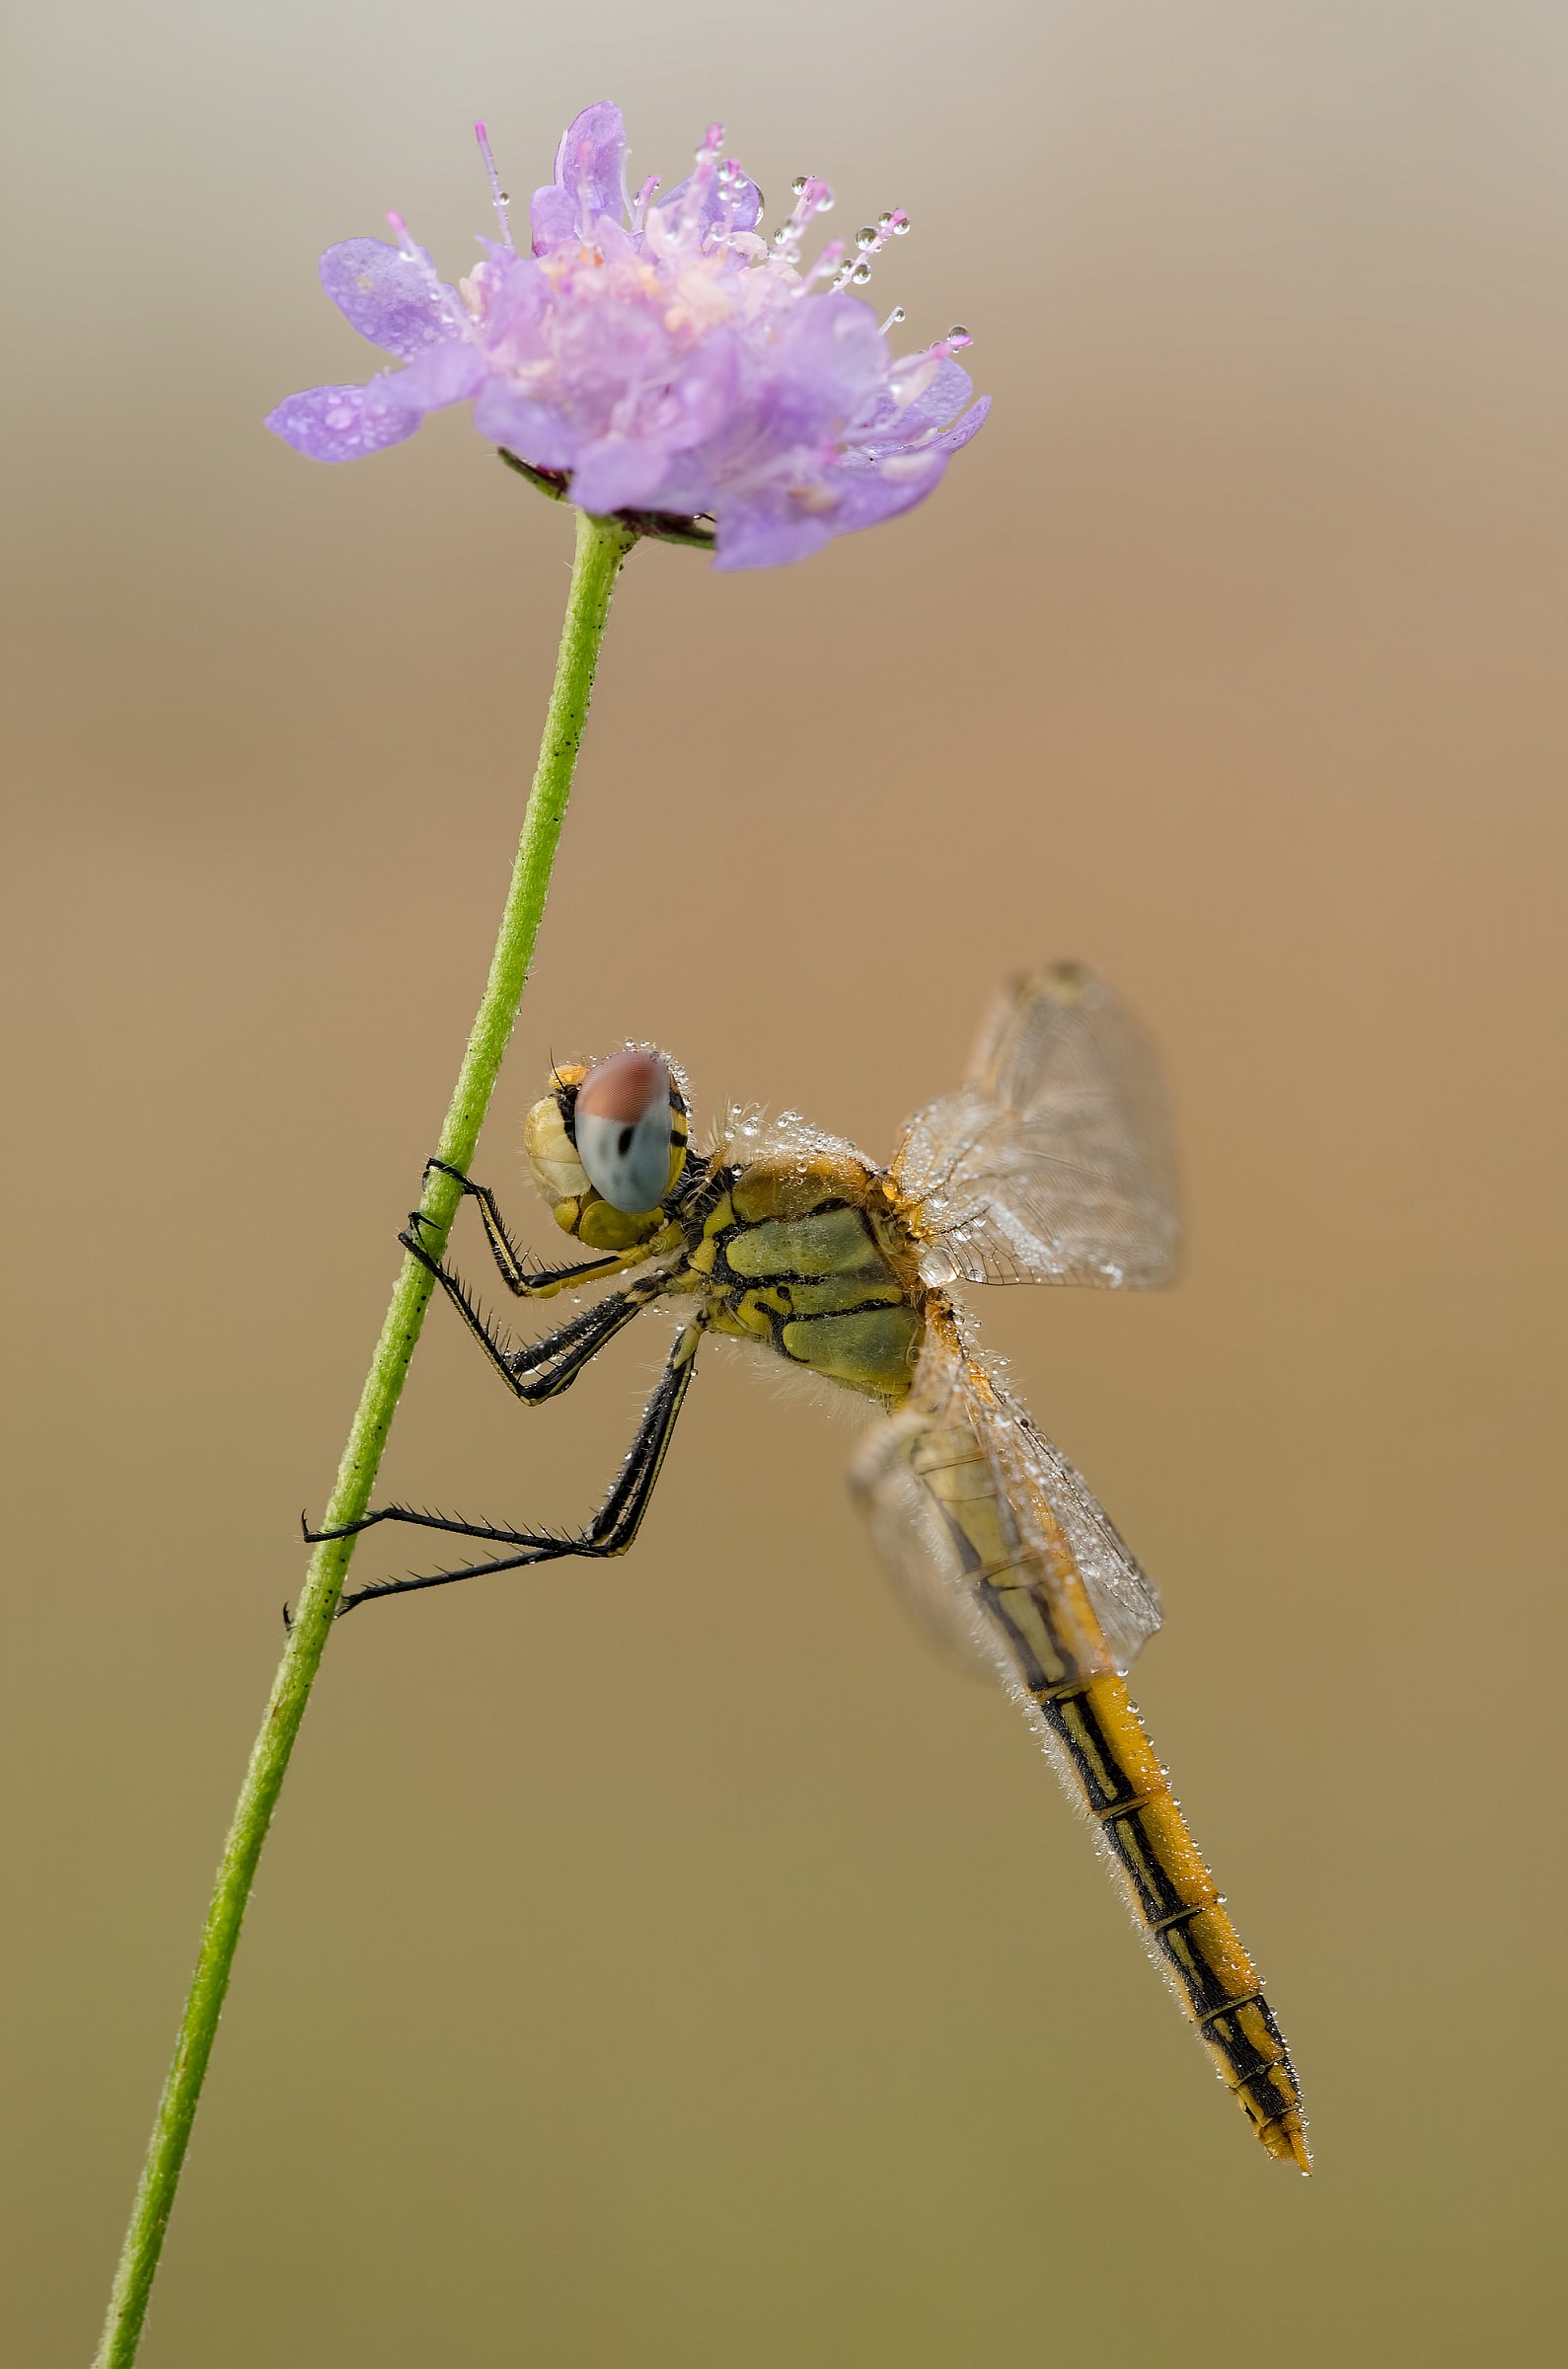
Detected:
left=892, top=964, right=1180, bottom=1288
left=850, top=1320, right=1161, bottom=1679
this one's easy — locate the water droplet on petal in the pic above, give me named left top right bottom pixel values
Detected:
left=946, top=324, right=971, bottom=344
left=851, top=261, right=873, bottom=282
left=791, top=174, right=810, bottom=194
left=815, top=192, right=835, bottom=212
left=857, top=225, right=878, bottom=250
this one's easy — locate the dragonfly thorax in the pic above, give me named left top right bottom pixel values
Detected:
left=690, top=1148, right=928, bottom=1405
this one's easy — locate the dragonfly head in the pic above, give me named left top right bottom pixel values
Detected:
left=525, top=1046, right=691, bottom=1250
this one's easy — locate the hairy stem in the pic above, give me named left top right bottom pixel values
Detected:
left=94, top=505, right=638, bottom=2369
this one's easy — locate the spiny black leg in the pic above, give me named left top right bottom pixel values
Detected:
left=329, top=1322, right=702, bottom=1616
left=399, top=1222, right=671, bottom=1405
left=311, top=1320, right=695, bottom=1553
left=422, top=1158, right=629, bottom=1299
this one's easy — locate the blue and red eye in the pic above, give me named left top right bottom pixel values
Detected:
left=572, top=1049, right=675, bottom=1213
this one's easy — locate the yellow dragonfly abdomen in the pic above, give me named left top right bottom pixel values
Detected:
left=1043, top=1672, right=1306, bottom=2166
left=862, top=1319, right=1308, bottom=2171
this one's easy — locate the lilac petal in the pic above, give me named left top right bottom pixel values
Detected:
left=829, top=451, right=946, bottom=527
left=650, top=451, right=719, bottom=517
left=380, top=340, right=489, bottom=412
left=471, top=377, right=577, bottom=472
left=711, top=492, right=841, bottom=573
left=319, top=239, right=460, bottom=358
left=476, top=250, right=551, bottom=354
left=763, top=296, right=890, bottom=441
left=264, top=382, right=421, bottom=463
left=713, top=447, right=947, bottom=571
left=567, top=436, right=674, bottom=515
left=852, top=391, right=991, bottom=466
left=925, top=393, right=990, bottom=454
left=531, top=102, right=629, bottom=252
left=859, top=354, right=975, bottom=446
left=654, top=332, right=741, bottom=451
left=528, top=187, right=578, bottom=254
left=655, top=164, right=763, bottom=239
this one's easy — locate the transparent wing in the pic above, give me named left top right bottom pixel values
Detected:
left=849, top=1399, right=1000, bottom=1681
left=986, top=1394, right=1163, bottom=1674
left=850, top=1324, right=1162, bottom=1680
left=892, top=964, right=1180, bottom=1288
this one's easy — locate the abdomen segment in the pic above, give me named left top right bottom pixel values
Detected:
left=1037, top=1673, right=1308, bottom=2170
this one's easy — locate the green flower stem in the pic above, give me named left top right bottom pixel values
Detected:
left=94, top=505, right=639, bottom=2369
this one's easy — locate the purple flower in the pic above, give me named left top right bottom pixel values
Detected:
left=266, top=105, right=988, bottom=571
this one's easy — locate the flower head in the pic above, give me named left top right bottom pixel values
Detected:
left=266, top=104, right=988, bottom=570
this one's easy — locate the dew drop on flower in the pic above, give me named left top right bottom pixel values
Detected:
left=815, top=192, right=835, bottom=212
left=791, top=174, right=810, bottom=193
left=857, top=225, right=878, bottom=250
left=851, top=261, right=873, bottom=283
left=946, top=324, right=972, bottom=344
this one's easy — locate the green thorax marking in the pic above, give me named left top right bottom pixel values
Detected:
left=682, top=1158, right=923, bottom=1403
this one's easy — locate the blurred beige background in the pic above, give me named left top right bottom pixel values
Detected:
left=5, top=3, right=1566, bottom=2362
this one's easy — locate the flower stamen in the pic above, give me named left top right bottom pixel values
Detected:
left=771, top=175, right=835, bottom=265
left=474, top=121, right=515, bottom=252
left=830, top=206, right=909, bottom=292
left=678, top=122, right=725, bottom=239
left=797, top=239, right=847, bottom=293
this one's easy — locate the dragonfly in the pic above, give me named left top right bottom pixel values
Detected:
left=312, top=962, right=1309, bottom=2173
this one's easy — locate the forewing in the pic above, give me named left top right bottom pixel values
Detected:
left=893, top=964, right=1180, bottom=1287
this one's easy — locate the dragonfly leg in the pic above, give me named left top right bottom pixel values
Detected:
left=421, top=1159, right=628, bottom=1299
left=317, top=1320, right=702, bottom=1618
left=399, top=1218, right=671, bottom=1406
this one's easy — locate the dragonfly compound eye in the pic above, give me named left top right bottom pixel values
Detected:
left=573, top=1049, right=677, bottom=1213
